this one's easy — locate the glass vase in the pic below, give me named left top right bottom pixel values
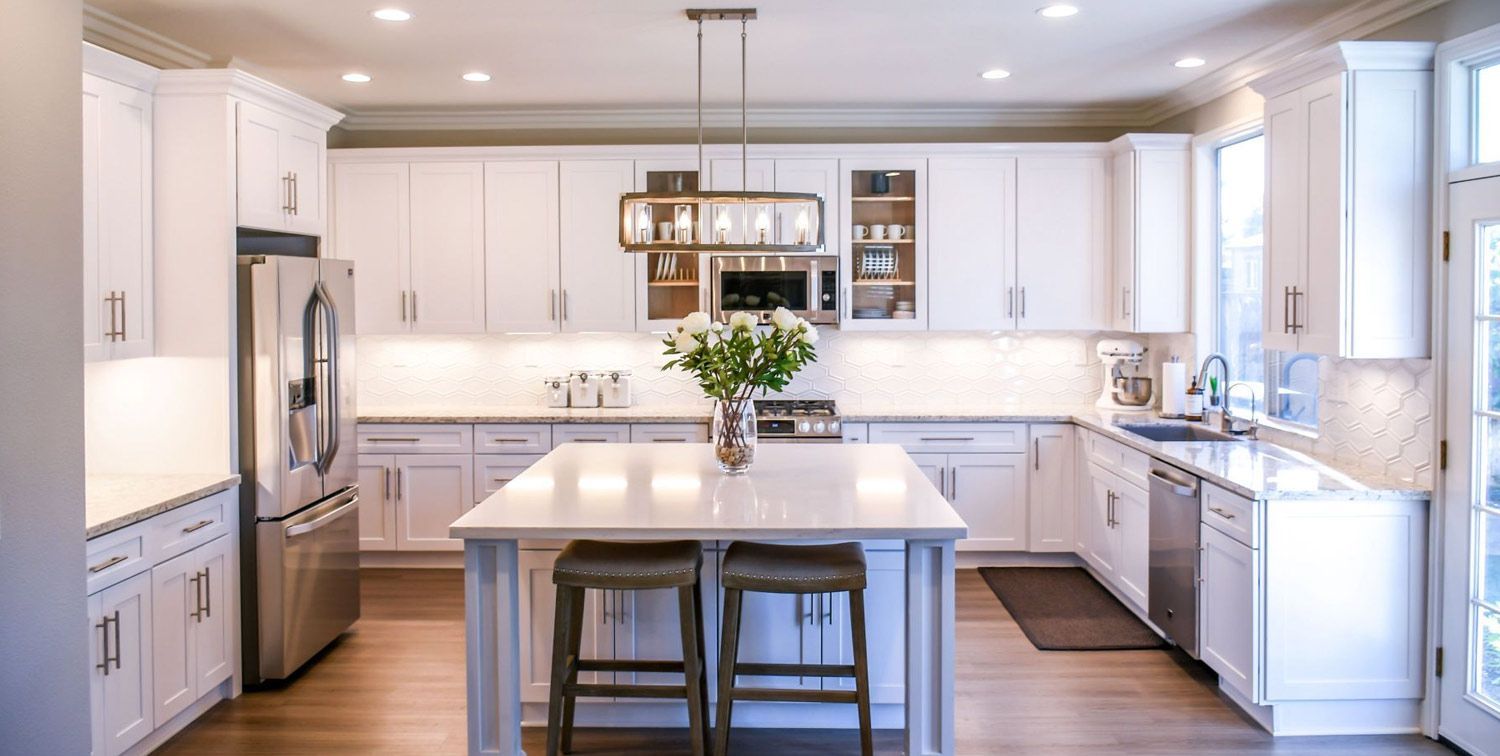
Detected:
left=712, top=399, right=757, bottom=474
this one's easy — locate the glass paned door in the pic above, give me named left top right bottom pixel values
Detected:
left=1443, top=174, right=1500, bottom=752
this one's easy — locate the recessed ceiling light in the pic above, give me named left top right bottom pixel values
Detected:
left=980, top=69, right=1012, bottom=80
left=1174, top=57, right=1207, bottom=69
left=1037, top=4, right=1079, bottom=18
left=342, top=73, right=372, bottom=83
left=370, top=8, right=412, bottom=21
left=462, top=72, right=492, bottom=82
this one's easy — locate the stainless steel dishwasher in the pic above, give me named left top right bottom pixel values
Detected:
left=1148, top=460, right=1200, bottom=658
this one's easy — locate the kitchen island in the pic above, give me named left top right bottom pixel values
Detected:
left=451, top=442, right=968, bottom=756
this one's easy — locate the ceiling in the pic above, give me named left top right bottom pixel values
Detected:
left=89, top=0, right=1393, bottom=125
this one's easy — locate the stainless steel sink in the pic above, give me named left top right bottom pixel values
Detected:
left=1116, top=423, right=1243, bottom=443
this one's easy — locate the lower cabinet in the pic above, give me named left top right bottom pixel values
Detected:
left=89, top=571, right=154, bottom=756
left=395, top=453, right=475, bottom=551
left=1078, top=460, right=1148, bottom=609
left=358, top=455, right=397, bottom=550
left=908, top=452, right=1027, bottom=551
left=1199, top=522, right=1258, bottom=702
left=150, top=534, right=233, bottom=725
left=817, top=550, right=906, bottom=705
left=1027, top=424, right=1075, bottom=552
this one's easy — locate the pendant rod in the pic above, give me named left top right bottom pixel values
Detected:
left=741, top=18, right=748, bottom=192
left=696, top=18, right=704, bottom=180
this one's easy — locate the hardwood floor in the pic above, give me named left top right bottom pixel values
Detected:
left=158, top=568, right=1453, bottom=755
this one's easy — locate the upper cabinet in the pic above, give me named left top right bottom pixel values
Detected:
left=1250, top=41, right=1435, bottom=358
left=236, top=101, right=328, bottom=236
left=332, top=162, right=411, bottom=334
left=558, top=160, right=638, bottom=333
left=928, top=157, right=1016, bottom=331
left=487, top=160, right=563, bottom=333
left=82, top=46, right=157, bottom=362
left=1110, top=135, right=1191, bottom=333
left=635, top=160, right=707, bottom=332
left=840, top=158, right=929, bottom=331
left=1014, top=155, right=1111, bottom=331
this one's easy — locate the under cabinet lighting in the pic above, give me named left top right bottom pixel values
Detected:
left=462, top=72, right=492, bottom=82
left=980, top=69, right=1012, bottom=80
left=371, top=8, right=412, bottom=21
left=341, top=73, right=372, bottom=83
left=1174, top=57, right=1206, bottom=69
left=1037, top=5, right=1079, bottom=18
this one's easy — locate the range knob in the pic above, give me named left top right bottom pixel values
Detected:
left=797, top=421, right=811, bottom=433
left=813, top=421, right=827, bottom=434
left=829, top=420, right=841, bottom=433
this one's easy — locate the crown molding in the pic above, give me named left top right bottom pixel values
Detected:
left=1248, top=40, right=1436, bottom=98
left=155, top=69, right=345, bottom=130
left=83, top=42, right=161, bottom=91
left=83, top=4, right=210, bottom=70
left=1108, top=133, right=1193, bottom=153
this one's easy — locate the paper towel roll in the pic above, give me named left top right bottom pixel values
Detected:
left=1160, top=361, right=1188, bottom=417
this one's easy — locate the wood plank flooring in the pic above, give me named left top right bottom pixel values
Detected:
left=157, top=568, right=1453, bottom=755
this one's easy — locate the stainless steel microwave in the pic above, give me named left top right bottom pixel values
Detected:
left=711, top=255, right=839, bottom=325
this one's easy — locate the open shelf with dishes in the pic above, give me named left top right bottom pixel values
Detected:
left=843, top=165, right=925, bottom=329
left=636, top=167, right=708, bottom=328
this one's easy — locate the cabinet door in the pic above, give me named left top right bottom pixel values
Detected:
left=192, top=534, right=233, bottom=695
left=89, top=592, right=106, bottom=755
left=1262, top=88, right=1305, bottom=352
left=559, top=160, right=636, bottom=332
left=486, top=161, right=561, bottom=333
left=333, top=163, right=411, bottom=334
left=1199, top=524, right=1259, bottom=703
left=395, top=454, right=474, bottom=551
left=823, top=550, right=905, bottom=704
left=517, top=550, right=609, bottom=703
left=409, top=162, right=487, bottom=333
left=474, top=454, right=544, bottom=502
left=731, top=590, right=823, bottom=692
left=281, top=119, right=325, bottom=236
left=928, top=157, right=1016, bottom=331
left=98, top=570, right=153, bottom=756
left=1131, top=149, right=1191, bottom=333
left=1015, top=156, right=1109, bottom=331
left=82, top=76, right=107, bottom=362
left=150, top=550, right=196, bottom=725
left=357, top=454, right=397, bottom=550
left=1113, top=482, right=1150, bottom=609
left=554, top=424, right=630, bottom=445
left=949, top=453, right=1028, bottom=551
left=907, top=452, right=947, bottom=499
left=1082, top=464, right=1118, bottom=575
left=840, top=158, right=928, bottom=331
left=1027, top=424, right=1075, bottom=553
left=635, top=160, right=710, bottom=332
left=774, top=159, right=840, bottom=255
left=100, top=79, right=154, bottom=360
left=236, top=102, right=288, bottom=232
left=1297, top=74, right=1346, bottom=356
left=616, top=551, right=719, bottom=690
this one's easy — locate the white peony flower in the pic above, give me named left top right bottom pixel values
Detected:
left=769, top=306, right=798, bottom=331
left=673, top=331, right=699, bottom=353
left=799, top=322, right=820, bottom=345
left=710, top=321, right=724, bottom=333
left=729, top=311, right=757, bottom=333
left=679, top=311, right=711, bottom=336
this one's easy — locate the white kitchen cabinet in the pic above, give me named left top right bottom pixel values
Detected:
left=82, top=65, right=154, bottom=362
left=1027, top=424, right=1075, bottom=552
left=629, top=424, right=709, bottom=444
left=1249, top=42, right=1434, bottom=358
left=332, top=162, right=411, bottom=335
left=1078, top=460, right=1147, bottom=609
left=151, top=534, right=232, bottom=726
left=395, top=453, right=475, bottom=551
left=554, top=424, right=631, bottom=445
left=1110, top=134, right=1191, bottom=333
left=518, top=549, right=609, bottom=703
left=774, top=158, right=841, bottom=255
left=236, top=100, right=327, bottom=235
left=358, top=455, right=397, bottom=550
left=1112, top=479, right=1149, bottom=608
left=635, top=160, right=709, bottom=332
left=1199, top=522, right=1259, bottom=703
left=474, top=454, right=545, bottom=502
left=486, top=161, right=562, bottom=333
left=927, top=157, right=1016, bottom=331
left=732, top=590, right=824, bottom=693
left=840, top=158, right=929, bottom=331
left=409, top=162, right=487, bottom=333
left=615, top=552, right=720, bottom=691
left=89, top=570, right=154, bottom=756
left=1015, top=156, right=1110, bottom=331
left=1079, top=463, right=1119, bottom=575
left=822, top=549, right=906, bottom=704
left=560, top=160, right=637, bottom=332
left=905, top=451, right=1025, bottom=551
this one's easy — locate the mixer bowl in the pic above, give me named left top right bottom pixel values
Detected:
left=1111, top=377, right=1154, bottom=407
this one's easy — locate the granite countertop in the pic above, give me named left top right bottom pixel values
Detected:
left=86, top=473, right=241, bottom=539
left=359, top=405, right=715, bottom=424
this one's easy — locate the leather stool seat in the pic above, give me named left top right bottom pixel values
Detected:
left=720, top=540, right=867, bottom=593
left=553, top=539, right=702, bottom=589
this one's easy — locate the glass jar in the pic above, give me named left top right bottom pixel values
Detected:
left=711, top=399, right=757, bottom=474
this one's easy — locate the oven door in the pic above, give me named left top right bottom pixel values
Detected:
left=712, top=255, right=838, bottom=325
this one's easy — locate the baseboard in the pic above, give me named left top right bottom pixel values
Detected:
left=360, top=551, right=464, bottom=568
left=520, top=701, right=904, bottom=730
left=1219, top=681, right=1422, bottom=737
left=121, top=679, right=228, bottom=756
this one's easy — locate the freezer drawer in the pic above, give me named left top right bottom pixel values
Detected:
left=254, top=486, right=361, bottom=681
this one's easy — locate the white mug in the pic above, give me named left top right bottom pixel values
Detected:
left=852, top=224, right=868, bottom=240
left=889, top=224, right=907, bottom=240
left=657, top=221, right=675, bottom=241
left=870, top=224, right=888, bottom=240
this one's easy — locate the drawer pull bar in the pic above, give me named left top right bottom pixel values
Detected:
left=368, top=437, right=421, bottom=443
left=651, top=438, right=687, bottom=442
left=572, top=438, right=609, bottom=443
left=1207, top=506, right=1238, bottom=520
left=491, top=438, right=529, bottom=444
left=918, top=436, right=975, bottom=442
left=181, top=519, right=214, bottom=534
left=491, top=478, right=514, bottom=484
left=89, top=554, right=129, bottom=573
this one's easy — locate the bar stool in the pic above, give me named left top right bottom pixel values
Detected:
left=546, top=539, right=710, bottom=756
left=715, top=541, right=873, bottom=756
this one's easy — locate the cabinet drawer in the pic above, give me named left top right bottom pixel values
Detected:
left=476, top=424, right=552, bottom=455
left=1084, top=430, right=1150, bottom=488
left=630, top=424, right=709, bottom=444
left=358, top=423, right=474, bottom=454
left=867, top=423, right=1027, bottom=453
left=840, top=422, right=868, bottom=443
left=554, top=424, right=630, bottom=445
left=1201, top=482, right=1257, bottom=547
left=475, top=454, right=545, bottom=502
left=149, top=491, right=232, bottom=563
left=85, top=524, right=151, bottom=594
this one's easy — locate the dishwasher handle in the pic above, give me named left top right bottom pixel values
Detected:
left=1148, top=468, right=1198, bottom=497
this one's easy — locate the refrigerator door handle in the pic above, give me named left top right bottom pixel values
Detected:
left=303, top=287, right=328, bottom=472
left=316, top=281, right=342, bottom=474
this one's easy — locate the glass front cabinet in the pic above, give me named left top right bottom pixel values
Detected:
left=634, top=161, right=710, bottom=331
left=839, top=159, right=928, bottom=330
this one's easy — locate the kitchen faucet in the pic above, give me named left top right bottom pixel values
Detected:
left=1223, top=382, right=1259, bottom=438
left=1196, top=352, right=1230, bottom=419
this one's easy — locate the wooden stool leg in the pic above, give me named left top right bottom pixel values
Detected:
left=545, top=585, right=578, bottom=756
left=848, top=589, right=874, bottom=756
left=714, top=588, right=745, bottom=756
left=692, top=582, right=711, bottom=755
left=677, top=586, right=707, bottom=756
left=559, top=586, right=586, bottom=753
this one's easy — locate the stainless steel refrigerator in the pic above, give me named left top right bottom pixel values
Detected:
left=236, top=254, right=360, bottom=683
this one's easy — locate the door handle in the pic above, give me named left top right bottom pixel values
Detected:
left=190, top=571, right=204, bottom=622
left=1106, top=490, right=1115, bottom=528
left=118, top=290, right=127, bottom=340
left=1207, top=506, right=1237, bottom=521
left=291, top=172, right=299, bottom=215
left=401, top=291, right=408, bottom=323
left=1291, top=287, right=1303, bottom=333
left=396, top=467, right=403, bottom=502
left=96, top=611, right=120, bottom=674
left=181, top=519, right=214, bottom=534
left=561, top=290, right=569, bottom=321
left=95, top=614, right=111, bottom=675
left=1034, top=439, right=1040, bottom=470
left=1147, top=469, right=1197, bottom=497
left=410, top=290, right=418, bottom=323
left=282, top=173, right=293, bottom=213
left=949, top=467, right=958, bottom=500
left=88, top=554, right=128, bottom=573
left=1007, top=287, right=1014, bottom=319
left=1122, top=287, right=1130, bottom=319
left=384, top=466, right=391, bottom=501
left=1281, top=286, right=1290, bottom=334
left=203, top=567, right=212, bottom=619
left=1020, top=286, right=1026, bottom=319
left=823, top=592, right=834, bottom=625
left=549, top=289, right=557, bottom=321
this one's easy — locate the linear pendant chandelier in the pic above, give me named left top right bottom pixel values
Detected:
left=618, top=8, right=824, bottom=254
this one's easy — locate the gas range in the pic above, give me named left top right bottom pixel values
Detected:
left=753, top=399, right=843, bottom=442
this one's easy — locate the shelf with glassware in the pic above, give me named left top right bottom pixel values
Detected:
left=840, top=162, right=927, bottom=330
left=632, top=166, right=711, bottom=331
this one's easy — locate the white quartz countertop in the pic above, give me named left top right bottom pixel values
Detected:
left=450, top=443, right=968, bottom=541
left=86, top=473, right=240, bottom=539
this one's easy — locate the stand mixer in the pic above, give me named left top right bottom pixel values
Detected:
left=1096, top=339, right=1153, bottom=411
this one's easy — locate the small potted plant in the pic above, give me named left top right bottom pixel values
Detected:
left=662, top=308, right=819, bottom=473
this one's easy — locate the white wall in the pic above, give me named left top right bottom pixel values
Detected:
left=0, top=0, right=93, bottom=750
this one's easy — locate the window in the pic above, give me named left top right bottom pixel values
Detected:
left=1213, top=132, right=1319, bottom=427
left=1479, top=61, right=1500, bottom=164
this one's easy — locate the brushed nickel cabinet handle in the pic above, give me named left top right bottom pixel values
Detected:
left=203, top=567, right=212, bottom=618
left=110, top=610, right=121, bottom=670
left=1208, top=506, right=1237, bottom=520
left=919, top=436, right=974, bottom=442
left=291, top=172, right=299, bottom=215
left=395, top=467, right=403, bottom=502
left=401, top=291, right=408, bottom=323
left=119, top=290, right=126, bottom=340
left=1020, top=286, right=1026, bottom=319
left=950, top=467, right=958, bottom=500
left=1034, top=439, right=1040, bottom=470
left=490, top=477, right=513, bottom=485
left=1282, top=287, right=1290, bottom=334
left=549, top=289, right=556, bottom=321
left=89, top=554, right=128, bottom=573
left=95, top=615, right=113, bottom=675
left=411, top=290, right=418, bottom=323
left=282, top=174, right=292, bottom=212
left=937, top=467, right=946, bottom=498
left=1292, top=287, right=1304, bottom=333
left=1122, top=287, right=1130, bottom=319
left=368, top=437, right=421, bottom=443
left=384, top=467, right=391, bottom=501
left=561, top=290, right=569, bottom=321
left=650, top=438, right=687, bottom=443
left=571, top=437, right=609, bottom=443
left=1007, top=287, right=1014, bottom=319
left=190, top=572, right=203, bottom=621
left=181, top=519, right=214, bottom=534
